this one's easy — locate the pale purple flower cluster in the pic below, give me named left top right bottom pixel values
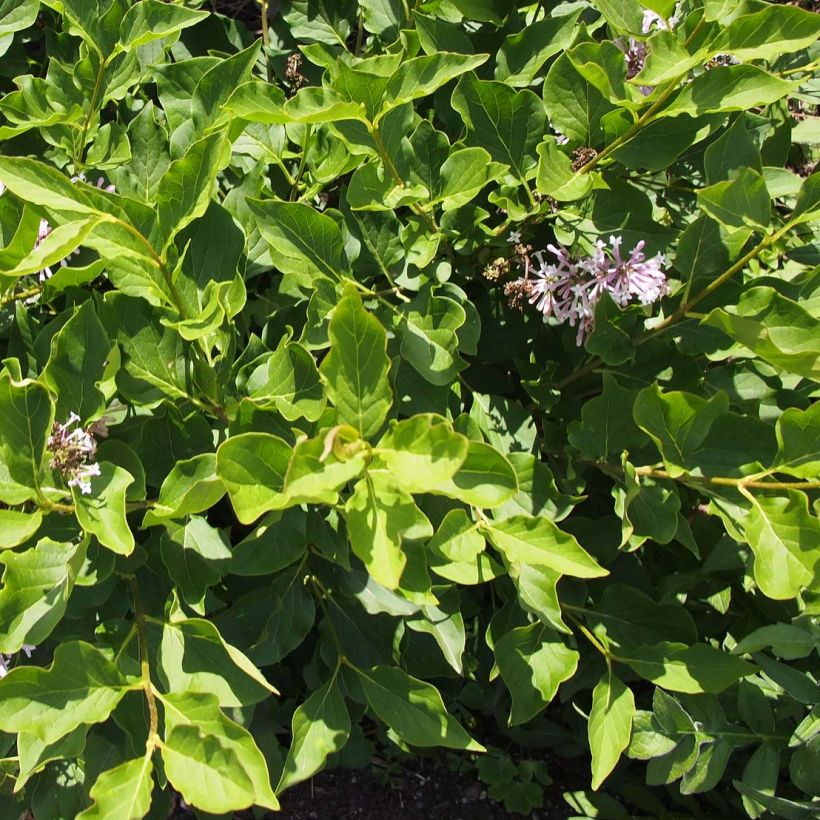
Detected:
left=0, top=173, right=114, bottom=281
left=515, top=235, right=668, bottom=345
left=0, top=645, right=35, bottom=678
left=47, top=412, right=101, bottom=495
left=615, top=6, right=680, bottom=96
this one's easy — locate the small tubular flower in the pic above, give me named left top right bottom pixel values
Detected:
left=508, top=236, right=668, bottom=345
left=47, top=412, right=102, bottom=495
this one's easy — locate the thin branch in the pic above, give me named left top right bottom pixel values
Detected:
left=129, top=576, right=160, bottom=745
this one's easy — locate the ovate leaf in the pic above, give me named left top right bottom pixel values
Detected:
left=485, top=515, right=607, bottom=578
left=320, top=286, right=392, bottom=439
left=0, top=371, right=53, bottom=504
left=249, top=200, right=350, bottom=282
left=216, top=433, right=292, bottom=524
left=495, top=623, right=579, bottom=725
left=0, top=538, right=85, bottom=653
left=76, top=755, right=154, bottom=820
left=278, top=676, right=350, bottom=792
left=451, top=72, right=546, bottom=182
left=0, top=641, right=134, bottom=744
left=72, top=463, right=135, bottom=555
left=589, top=670, right=635, bottom=790
left=162, top=691, right=278, bottom=811
left=743, top=491, right=819, bottom=600
left=344, top=471, right=432, bottom=589
left=42, top=300, right=111, bottom=423
left=375, top=414, right=468, bottom=494
left=158, top=617, right=277, bottom=707
left=355, top=665, right=484, bottom=751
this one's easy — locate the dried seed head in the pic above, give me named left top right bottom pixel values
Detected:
left=504, top=278, right=534, bottom=311
left=571, top=147, right=598, bottom=172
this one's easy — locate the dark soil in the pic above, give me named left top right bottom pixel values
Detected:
left=273, top=759, right=571, bottom=820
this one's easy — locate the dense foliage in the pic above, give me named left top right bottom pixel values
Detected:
left=0, top=0, right=818, bottom=817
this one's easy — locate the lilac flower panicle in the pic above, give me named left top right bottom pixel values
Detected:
left=47, top=412, right=101, bottom=495
left=509, top=235, right=668, bottom=345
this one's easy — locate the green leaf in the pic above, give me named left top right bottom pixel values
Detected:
left=42, top=301, right=111, bottom=423
left=16, top=725, right=88, bottom=792
left=485, top=515, right=608, bottom=578
left=118, top=0, right=208, bottom=49
left=451, top=72, right=546, bottom=182
left=0, top=155, right=104, bottom=215
left=792, top=172, right=820, bottom=226
left=375, top=414, right=468, bottom=494
left=101, top=294, right=189, bottom=404
left=633, top=384, right=728, bottom=477
left=162, top=691, right=278, bottom=811
left=0, top=641, right=134, bottom=744
left=733, top=624, right=816, bottom=661
left=590, top=584, right=698, bottom=648
left=158, top=616, right=277, bottom=707
left=118, top=102, right=170, bottom=202
left=216, top=433, right=292, bottom=524
left=743, top=491, right=819, bottom=600
left=247, top=337, right=325, bottom=422
left=508, top=563, right=569, bottom=634
left=0, top=0, right=38, bottom=39
left=495, top=623, right=579, bottom=725
left=160, top=517, right=231, bottom=607
left=190, top=42, right=261, bottom=135
left=359, top=0, right=404, bottom=37
left=543, top=53, right=614, bottom=145
left=0, top=538, right=85, bottom=653
left=433, top=441, right=518, bottom=508
left=495, top=11, right=581, bottom=87
left=703, top=115, right=762, bottom=185
left=589, top=670, right=635, bottom=790
left=72, top=463, right=135, bottom=556
left=161, top=725, right=257, bottom=813
left=383, top=53, right=489, bottom=114
left=156, top=130, right=227, bottom=248
left=567, top=374, right=646, bottom=459
left=618, top=642, right=756, bottom=694
left=76, top=755, right=154, bottom=820
left=0, top=509, right=42, bottom=549
left=739, top=743, right=780, bottom=818
left=590, top=0, right=645, bottom=33
left=663, top=65, right=794, bottom=117
left=282, top=434, right=366, bottom=505
left=278, top=676, right=350, bottom=792
left=733, top=782, right=819, bottom=820
left=774, top=402, right=820, bottom=480
left=143, top=453, right=225, bottom=523
left=713, top=4, right=820, bottom=62
left=344, top=471, right=432, bottom=589
left=535, top=137, right=594, bottom=202
left=320, top=286, right=393, bottom=439
left=697, top=167, right=771, bottom=229
left=406, top=591, right=466, bottom=673
left=0, top=370, right=53, bottom=504
left=398, top=289, right=467, bottom=386
left=249, top=200, right=350, bottom=282
left=1, top=217, right=103, bottom=278
left=704, top=287, right=820, bottom=380
left=354, top=664, right=484, bottom=751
